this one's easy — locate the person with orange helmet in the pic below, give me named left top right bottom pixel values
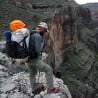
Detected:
left=5, top=19, right=30, bottom=60
left=10, top=20, right=30, bottom=46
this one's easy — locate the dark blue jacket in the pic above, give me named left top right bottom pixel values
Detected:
left=29, top=31, right=43, bottom=59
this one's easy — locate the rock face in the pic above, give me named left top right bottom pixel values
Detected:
left=49, top=6, right=78, bottom=71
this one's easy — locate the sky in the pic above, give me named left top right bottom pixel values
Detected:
left=75, top=0, right=98, bottom=4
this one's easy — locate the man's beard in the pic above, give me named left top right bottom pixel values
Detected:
left=39, top=32, right=44, bottom=36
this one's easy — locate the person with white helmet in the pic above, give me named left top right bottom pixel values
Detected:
left=28, top=22, right=59, bottom=95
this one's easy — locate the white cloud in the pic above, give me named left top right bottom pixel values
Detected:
left=75, top=0, right=98, bottom=4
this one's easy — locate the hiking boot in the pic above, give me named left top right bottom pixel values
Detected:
left=47, top=87, right=59, bottom=93
left=32, top=84, right=45, bottom=95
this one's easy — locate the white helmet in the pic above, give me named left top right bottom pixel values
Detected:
left=38, top=22, right=49, bottom=32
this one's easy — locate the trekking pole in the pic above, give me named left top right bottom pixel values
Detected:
left=38, top=70, right=41, bottom=84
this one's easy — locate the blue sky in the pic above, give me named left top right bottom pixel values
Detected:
left=75, top=0, right=98, bottom=4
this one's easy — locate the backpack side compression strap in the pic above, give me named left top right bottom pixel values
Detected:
left=19, top=36, right=28, bottom=48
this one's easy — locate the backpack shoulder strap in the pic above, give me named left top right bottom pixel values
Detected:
left=30, top=30, right=38, bottom=36
left=19, top=30, right=37, bottom=48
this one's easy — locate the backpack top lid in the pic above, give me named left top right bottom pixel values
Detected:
left=10, top=20, right=26, bottom=32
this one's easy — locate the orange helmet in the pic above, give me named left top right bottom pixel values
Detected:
left=10, top=20, right=26, bottom=32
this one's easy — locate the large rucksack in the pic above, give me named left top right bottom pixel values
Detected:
left=5, top=30, right=37, bottom=59
left=6, top=36, right=28, bottom=59
left=5, top=31, right=29, bottom=59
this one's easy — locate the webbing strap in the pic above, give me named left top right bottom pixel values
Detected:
left=18, top=36, right=28, bottom=48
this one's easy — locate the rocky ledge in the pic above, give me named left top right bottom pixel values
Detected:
left=0, top=41, right=72, bottom=98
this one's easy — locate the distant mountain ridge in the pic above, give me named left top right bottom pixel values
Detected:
left=83, top=3, right=98, bottom=10
left=82, top=3, right=98, bottom=28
